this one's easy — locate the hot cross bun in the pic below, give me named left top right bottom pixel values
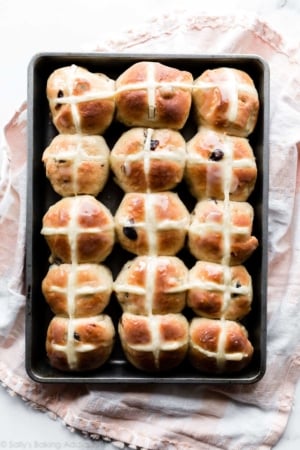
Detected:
left=192, top=67, right=259, bottom=137
left=115, top=61, right=193, bottom=129
left=41, top=195, right=115, bottom=264
left=114, top=192, right=190, bottom=256
left=42, top=134, right=110, bottom=197
left=189, top=317, right=254, bottom=373
left=47, top=64, right=115, bottom=135
left=110, top=127, right=186, bottom=193
left=46, top=315, right=115, bottom=371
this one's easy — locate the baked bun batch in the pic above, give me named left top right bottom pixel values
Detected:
left=41, top=61, right=260, bottom=374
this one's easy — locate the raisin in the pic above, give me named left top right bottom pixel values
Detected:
left=73, top=332, right=81, bottom=341
left=209, top=149, right=224, bottom=161
left=232, top=280, right=241, bottom=298
left=123, top=225, right=138, bottom=241
left=150, top=139, right=159, bottom=151
left=55, top=90, right=64, bottom=111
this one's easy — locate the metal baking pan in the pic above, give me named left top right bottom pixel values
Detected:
left=26, top=52, right=269, bottom=383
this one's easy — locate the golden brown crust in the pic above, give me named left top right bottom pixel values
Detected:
left=188, top=199, right=258, bottom=265
left=47, top=65, right=115, bottom=135
left=192, top=68, right=259, bottom=137
left=185, top=127, right=257, bottom=201
left=42, top=134, right=110, bottom=197
left=114, top=192, right=190, bottom=256
left=187, top=261, right=252, bottom=320
left=41, top=195, right=115, bottom=263
left=115, top=61, right=193, bottom=129
left=42, top=62, right=260, bottom=376
left=118, top=312, right=189, bottom=372
left=114, top=256, right=188, bottom=315
left=46, top=315, right=115, bottom=371
left=42, top=263, right=113, bottom=317
left=110, top=127, right=186, bottom=192
left=189, top=317, right=253, bottom=373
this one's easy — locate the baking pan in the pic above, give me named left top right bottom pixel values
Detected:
left=26, top=52, right=269, bottom=383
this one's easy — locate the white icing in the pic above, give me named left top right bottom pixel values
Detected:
left=221, top=137, right=234, bottom=266
left=156, top=217, right=189, bottom=231
left=147, top=63, right=156, bottom=120
left=50, top=65, right=191, bottom=123
left=116, top=80, right=192, bottom=95
left=219, top=68, right=239, bottom=123
left=194, top=346, right=248, bottom=361
left=52, top=149, right=107, bottom=162
left=113, top=284, right=145, bottom=295
left=189, top=220, right=249, bottom=235
left=123, top=144, right=186, bottom=162
left=65, top=318, right=78, bottom=370
left=220, top=266, right=233, bottom=317
left=145, top=257, right=157, bottom=314
left=52, top=317, right=102, bottom=370
left=150, top=315, right=161, bottom=368
left=188, top=153, right=255, bottom=168
left=118, top=216, right=189, bottom=237
left=193, top=81, right=257, bottom=96
left=49, top=281, right=109, bottom=296
left=41, top=224, right=113, bottom=235
left=144, top=193, right=158, bottom=255
left=65, top=197, right=80, bottom=367
left=69, top=195, right=79, bottom=264
left=143, top=128, right=154, bottom=189
left=68, top=65, right=82, bottom=134
left=66, top=265, right=77, bottom=318
left=52, top=340, right=98, bottom=353
left=188, top=276, right=249, bottom=296
left=52, top=90, right=115, bottom=105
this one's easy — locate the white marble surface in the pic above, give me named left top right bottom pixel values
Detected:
left=1, top=0, right=300, bottom=448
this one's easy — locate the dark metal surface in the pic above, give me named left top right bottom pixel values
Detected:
left=26, top=53, right=269, bottom=384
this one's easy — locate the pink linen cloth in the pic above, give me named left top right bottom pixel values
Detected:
left=1, top=12, right=300, bottom=449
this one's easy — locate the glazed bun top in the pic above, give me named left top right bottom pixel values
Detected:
left=192, top=67, right=259, bottom=137
left=46, top=314, right=115, bottom=372
left=42, top=263, right=113, bottom=317
left=114, top=192, right=190, bottom=256
left=188, top=199, right=258, bottom=266
left=118, top=312, right=189, bottom=372
left=42, top=134, right=110, bottom=197
left=110, top=127, right=186, bottom=193
left=189, top=317, right=254, bottom=373
left=187, top=261, right=252, bottom=320
left=115, top=61, right=193, bottom=129
left=41, top=195, right=115, bottom=264
left=47, top=64, right=115, bottom=135
left=185, top=127, right=257, bottom=201
left=114, top=255, right=188, bottom=315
